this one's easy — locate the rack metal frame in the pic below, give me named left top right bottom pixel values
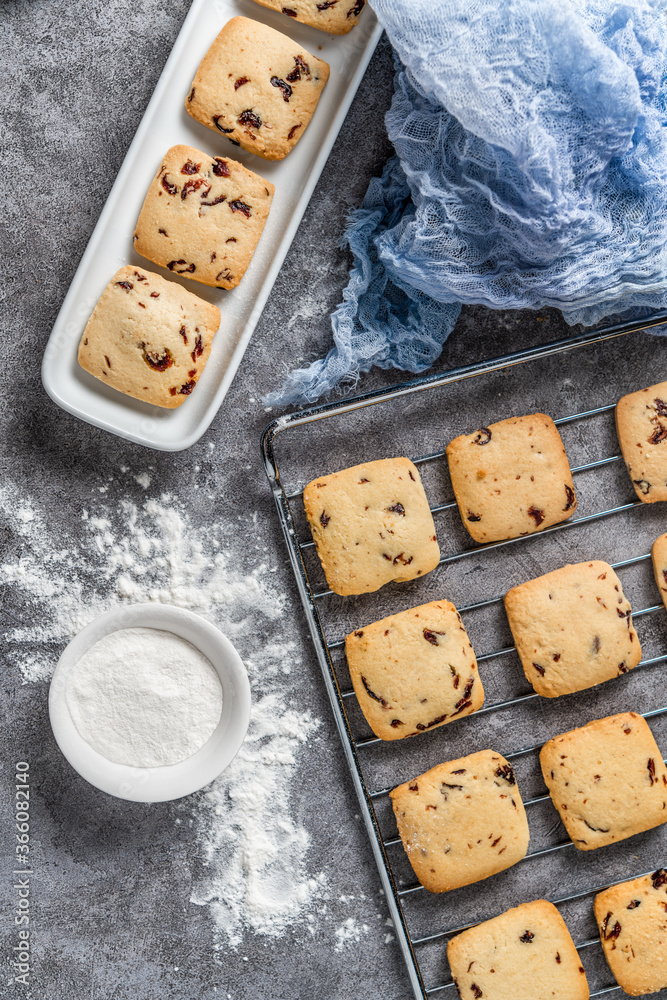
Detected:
left=261, top=314, right=667, bottom=999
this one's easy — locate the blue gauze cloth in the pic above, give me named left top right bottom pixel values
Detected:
left=265, top=0, right=667, bottom=408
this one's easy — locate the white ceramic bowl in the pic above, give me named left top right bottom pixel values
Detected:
left=48, top=603, right=251, bottom=802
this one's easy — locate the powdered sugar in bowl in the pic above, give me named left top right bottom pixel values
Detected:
left=49, top=604, right=251, bottom=802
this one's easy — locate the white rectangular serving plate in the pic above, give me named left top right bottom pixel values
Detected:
left=42, top=0, right=382, bottom=451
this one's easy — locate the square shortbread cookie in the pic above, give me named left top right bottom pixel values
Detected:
left=345, top=600, right=483, bottom=740
left=303, top=457, right=440, bottom=596
left=133, top=144, right=274, bottom=290
left=185, top=17, right=329, bottom=160
left=447, top=899, right=589, bottom=1000
left=616, top=380, right=667, bottom=502
left=540, top=712, right=667, bottom=851
left=77, top=266, right=220, bottom=408
left=446, top=413, right=577, bottom=543
left=250, top=0, right=366, bottom=34
left=594, top=869, right=667, bottom=997
left=651, top=532, right=667, bottom=609
left=390, top=750, right=529, bottom=893
left=504, top=560, right=641, bottom=698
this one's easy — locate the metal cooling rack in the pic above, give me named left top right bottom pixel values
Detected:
left=261, top=315, right=667, bottom=1000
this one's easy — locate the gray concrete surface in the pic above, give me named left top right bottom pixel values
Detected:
left=2, top=2, right=667, bottom=998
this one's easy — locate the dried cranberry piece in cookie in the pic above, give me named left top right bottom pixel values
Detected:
left=270, top=77, right=292, bottom=102
left=238, top=109, right=262, bottom=130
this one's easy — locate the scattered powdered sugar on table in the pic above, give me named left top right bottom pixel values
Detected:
left=0, top=480, right=327, bottom=945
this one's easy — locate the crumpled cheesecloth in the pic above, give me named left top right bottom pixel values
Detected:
left=265, top=0, right=667, bottom=408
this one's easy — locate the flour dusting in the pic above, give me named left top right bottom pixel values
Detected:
left=334, top=916, right=370, bottom=952
left=66, top=627, right=223, bottom=767
left=192, top=693, right=325, bottom=946
left=0, top=482, right=326, bottom=945
left=0, top=486, right=284, bottom=680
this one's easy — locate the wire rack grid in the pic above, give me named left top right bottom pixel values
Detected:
left=261, top=316, right=667, bottom=1000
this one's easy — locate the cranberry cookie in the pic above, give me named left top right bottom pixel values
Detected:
left=186, top=17, right=329, bottom=160
left=504, top=560, right=641, bottom=698
left=303, top=457, right=440, bottom=596
left=446, top=413, right=576, bottom=543
left=651, top=532, right=667, bottom=609
left=447, top=900, right=589, bottom=1000
left=250, top=0, right=366, bottom=34
left=616, top=380, right=667, bottom=502
left=594, top=870, right=667, bottom=996
left=78, top=266, right=220, bottom=408
left=133, top=144, right=274, bottom=290
left=345, top=600, right=483, bottom=740
left=390, top=750, right=529, bottom=893
left=540, top=712, right=667, bottom=851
